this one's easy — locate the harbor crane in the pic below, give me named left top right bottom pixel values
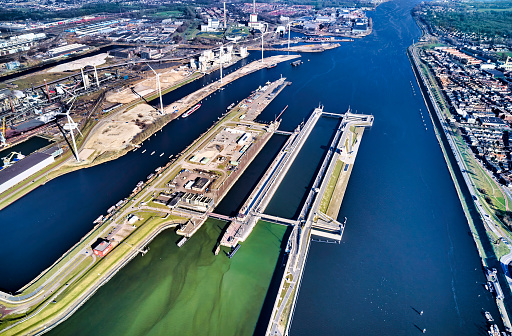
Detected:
left=0, top=117, right=6, bottom=147
left=2, top=151, right=25, bottom=168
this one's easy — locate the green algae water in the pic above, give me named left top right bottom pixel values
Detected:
left=47, top=219, right=286, bottom=336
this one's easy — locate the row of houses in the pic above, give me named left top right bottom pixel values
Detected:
left=422, top=46, right=512, bottom=184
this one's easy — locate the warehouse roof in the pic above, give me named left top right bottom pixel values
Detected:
left=479, top=116, right=506, bottom=126
left=192, top=177, right=209, bottom=189
left=0, top=152, right=52, bottom=185
left=92, top=239, right=111, bottom=252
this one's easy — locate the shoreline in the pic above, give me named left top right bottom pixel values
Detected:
left=408, top=35, right=512, bottom=331
left=0, top=54, right=299, bottom=212
left=0, top=65, right=295, bottom=335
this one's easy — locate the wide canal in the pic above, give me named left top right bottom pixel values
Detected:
left=0, top=0, right=504, bottom=334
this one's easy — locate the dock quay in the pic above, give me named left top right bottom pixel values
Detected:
left=153, top=78, right=294, bottom=239
left=0, top=72, right=296, bottom=334
left=171, top=55, right=299, bottom=118
left=219, top=106, right=324, bottom=248
left=248, top=43, right=341, bottom=53
left=266, top=109, right=373, bottom=336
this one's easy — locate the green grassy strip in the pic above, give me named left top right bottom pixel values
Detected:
left=318, top=160, right=343, bottom=213
left=4, top=214, right=186, bottom=335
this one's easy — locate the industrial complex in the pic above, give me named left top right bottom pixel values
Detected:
left=0, top=1, right=378, bottom=334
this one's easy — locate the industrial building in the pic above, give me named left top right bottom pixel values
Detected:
left=154, top=191, right=185, bottom=209
left=74, top=20, right=121, bottom=37
left=109, top=48, right=134, bottom=59
left=191, top=177, right=210, bottom=192
left=201, top=18, right=221, bottom=32
left=91, top=239, right=112, bottom=257
left=180, top=192, right=214, bottom=211
left=0, top=32, right=46, bottom=56
left=48, top=44, right=89, bottom=58
left=0, top=152, right=54, bottom=194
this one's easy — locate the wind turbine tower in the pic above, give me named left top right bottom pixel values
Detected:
left=94, top=65, right=100, bottom=87
left=220, top=45, right=223, bottom=83
left=223, top=2, right=227, bottom=29
left=62, top=98, right=82, bottom=162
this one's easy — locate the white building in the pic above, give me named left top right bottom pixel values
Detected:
left=201, top=18, right=221, bottom=32
left=0, top=153, right=54, bottom=194
left=0, top=32, right=46, bottom=56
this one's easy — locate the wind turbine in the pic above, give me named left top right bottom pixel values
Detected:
left=146, top=63, right=164, bottom=115
left=56, top=96, right=82, bottom=162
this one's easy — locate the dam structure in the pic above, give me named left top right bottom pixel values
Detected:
left=264, top=109, right=373, bottom=336
left=211, top=105, right=373, bottom=334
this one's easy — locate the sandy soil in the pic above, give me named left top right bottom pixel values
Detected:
left=81, top=104, right=161, bottom=157
left=47, top=54, right=109, bottom=73
left=78, top=148, right=95, bottom=161
left=105, top=69, right=189, bottom=104
left=72, top=55, right=298, bottom=165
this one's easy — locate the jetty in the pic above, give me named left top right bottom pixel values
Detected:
left=216, top=106, right=373, bottom=336
left=262, top=108, right=373, bottom=335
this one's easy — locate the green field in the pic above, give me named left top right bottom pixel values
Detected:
left=147, top=10, right=183, bottom=18
left=319, top=160, right=343, bottom=214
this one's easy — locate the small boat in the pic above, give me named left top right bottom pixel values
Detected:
left=488, top=324, right=500, bottom=336
left=160, top=153, right=164, bottom=157
left=177, top=236, right=189, bottom=248
left=485, top=311, right=494, bottom=322
left=182, top=103, right=201, bottom=118
left=267, top=63, right=277, bottom=69
left=142, top=149, right=146, bottom=154
left=150, top=151, right=155, bottom=155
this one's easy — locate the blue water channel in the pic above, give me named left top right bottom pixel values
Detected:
left=0, top=51, right=286, bottom=292
left=0, top=0, right=506, bottom=333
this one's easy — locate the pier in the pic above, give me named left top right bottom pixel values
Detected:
left=265, top=110, right=373, bottom=336
left=215, top=105, right=373, bottom=335
left=219, top=106, right=324, bottom=248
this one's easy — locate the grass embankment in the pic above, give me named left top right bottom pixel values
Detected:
left=8, top=72, right=70, bottom=90
left=318, top=160, right=343, bottom=214
left=3, top=214, right=186, bottom=335
left=454, top=134, right=507, bottom=210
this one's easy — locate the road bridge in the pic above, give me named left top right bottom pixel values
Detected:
left=258, top=213, right=298, bottom=226
left=207, top=212, right=233, bottom=222
left=274, top=130, right=293, bottom=136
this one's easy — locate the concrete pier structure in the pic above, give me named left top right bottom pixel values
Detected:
left=219, top=106, right=324, bottom=248
left=265, top=109, right=373, bottom=336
